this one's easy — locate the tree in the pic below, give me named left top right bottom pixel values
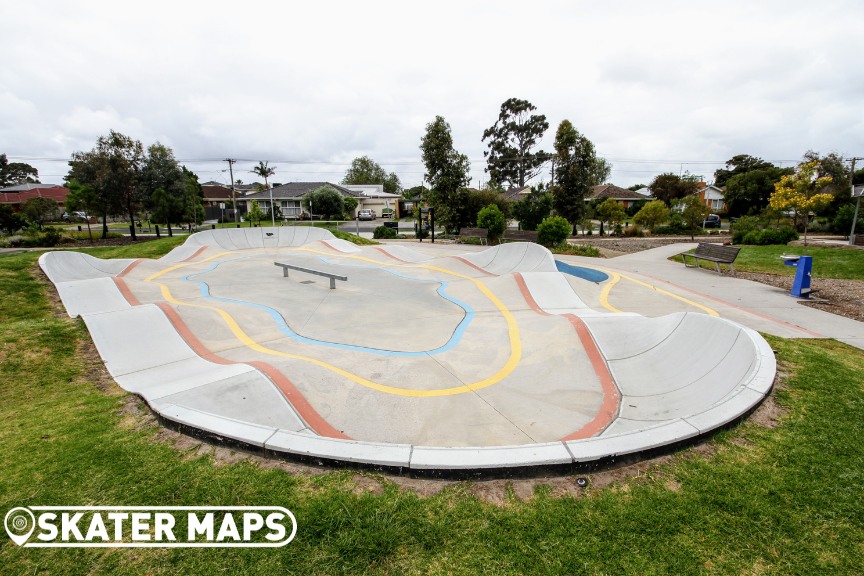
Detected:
left=632, top=199, right=671, bottom=232
left=65, top=179, right=100, bottom=241
left=649, top=173, right=700, bottom=206
left=21, top=197, right=58, bottom=229
left=552, top=120, right=609, bottom=233
left=342, top=156, right=401, bottom=195
left=512, top=188, right=553, bottom=231
left=537, top=216, right=571, bottom=247
left=67, top=130, right=145, bottom=240
left=420, top=116, right=471, bottom=233
left=343, top=196, right=358, bottom=218
left=140, top=143, right=186, bottom=230
left=180, top=166, right=204, bottom=226
left=713, top=154, right=774, bottom=187
left=675, top=195, right=711, bottom=241
left=0, top=154, right=40, bottom=187
left=724, top=166, right=792, bottom=217
left=482, top=98, right=549, bottom=188
left=252, top=161, right=276, bottom=189
left=245, top=200, right=267, bottom=227
left=801, top=150, right=851, bottom=216
left=477, top=204, right=506, bottom=243
left=0, top=204, right=25, bottom=234
left=770, top=160, right=833, bottom=245
left=595, top=198, right=627, bottom=236
left=302, top=186, right=344, bottom=220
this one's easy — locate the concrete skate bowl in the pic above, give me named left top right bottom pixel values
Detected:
left=40, top=228, right=775, bottom=473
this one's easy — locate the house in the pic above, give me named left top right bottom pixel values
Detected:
left=242, top=182, right=363, bottom=219
left=502, top=186, right=533, bottom=202
left=200, top=183, right=244, bottom=221
left=695, top=182, right=727, bottom=213
left=586, top=184, right=650, bottom=209
left=341, top=184, right=403, bottom=218
left=0, top=183, right=70, bottom=216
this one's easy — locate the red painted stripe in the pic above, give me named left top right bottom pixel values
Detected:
left=375, top=247, right=408, bottom=263
left=116, top=258, right=144, bottom=278
left=112, top=277, right=141, bottom=306
left=181, top=246, right=208, bottom=262
left=451, top=255, right=494, bottom=276
left=155, top=302, right=349, bottom=439
left=513, top=273, right=619, bottom=440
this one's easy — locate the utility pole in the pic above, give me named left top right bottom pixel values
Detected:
left=850, top=157, right=863, bottom=245
left=224, top=158, right=237, bottom=225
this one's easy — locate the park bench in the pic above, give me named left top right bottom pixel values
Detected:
left=502, top=229, right=539, bottom=243
left=274, top=262, right=347, bottom=289
left=679, top=243, right=741, bottom=275
left=456, top=228, right=488, bottom=245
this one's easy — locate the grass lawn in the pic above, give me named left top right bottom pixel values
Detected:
left=1, top=243, right=863, bottom=574
left=673, top=244, right=864, bottom=280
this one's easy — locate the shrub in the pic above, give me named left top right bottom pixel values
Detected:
left=551, top=242, right=601, bottom=257
left=832, top=204, right=864, bottom=235
left=372, top=225, right=397, bottom=239
left=623, top=224, right=644, bottom=237
left=731, top=215, right=762, bottom=244
left=740, top=226, right=799, bottom=245
left=416, top=229, right=429, bottom=240
left=537, top=216, right=571, bottom=247
left=477, top=204, right=506, bottom=242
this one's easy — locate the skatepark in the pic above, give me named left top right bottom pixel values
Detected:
left=40, top=227, right=778, bottom=472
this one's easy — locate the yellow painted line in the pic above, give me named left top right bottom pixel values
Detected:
left=147, top=251, right=522, bottom=398
left=590, top=265, right=719, bottom=317
left=144, top=251, right=238, bottom=282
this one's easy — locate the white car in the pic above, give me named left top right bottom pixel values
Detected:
left=357, top=209, right=375, bottom=221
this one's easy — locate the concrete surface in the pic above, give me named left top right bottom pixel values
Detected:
left=42, top=228, right=858, bottom=471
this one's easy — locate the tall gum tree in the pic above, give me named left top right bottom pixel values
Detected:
left=482, top=98, right=549, bottom=188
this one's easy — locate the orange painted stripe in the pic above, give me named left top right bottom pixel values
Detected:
left=181, top=246, right=208, bottom=262
left=117, top=258, right=144, bottom=278
left=154, top=301, right=350, bottom=440
left=514, top=273, right=619, bottom=440
left=451, top=256, right=494, bottom=276
left=560, top=314, right=620, bottom=441
left=113, top=277, right=141, bottom=306
left=375, top=247, right=408, bottom=263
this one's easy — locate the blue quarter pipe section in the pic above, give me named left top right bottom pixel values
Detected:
left=555, top=260, right=609, bottom=283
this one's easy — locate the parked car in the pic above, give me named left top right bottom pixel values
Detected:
left=703, top=214, right=721, bottom=228
left=381, top=208, right=395, bottom=219
left=357, top=209, right=375, bottom=221
left=62, top=211, right=91, bottom=222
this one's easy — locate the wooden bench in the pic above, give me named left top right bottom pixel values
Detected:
left=456, top=227, right=488, bottom=245
left=853, top=235, right=864, bottom=247
left=274, top=262, right=347, bottom=289
left=679, top=243, right=741, bottom=275
left=502, top=229, right=539, bottom=243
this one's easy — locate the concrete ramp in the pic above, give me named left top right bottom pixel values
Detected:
left=458, top=242, right=557, bottom=275
left=39, top=251, right=137, bottom=284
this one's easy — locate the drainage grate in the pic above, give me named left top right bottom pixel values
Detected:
left=300, top=280, right=315, bottom=284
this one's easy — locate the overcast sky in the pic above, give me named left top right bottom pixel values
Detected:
left=3, top=0, right=863, bottom=190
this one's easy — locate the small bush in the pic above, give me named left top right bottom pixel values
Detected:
left=731, top=215, right=762, bottom=244
left=477, top=204, right=506, bottom=242
left=740, top=226, right=799, bottom=245
left=537, top=216, right=571, bottom=247
left=416, top=229, right=429, bottom=240
left=623, top=225, right=644, bottom=237
left=373, top=225, right=397, bottom=239
left=551, top=242, right=601, bottom=257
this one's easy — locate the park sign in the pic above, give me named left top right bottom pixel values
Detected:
left=853, top=184, right=864, bottom=198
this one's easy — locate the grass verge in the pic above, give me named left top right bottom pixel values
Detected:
left=1, top=246, right=862, bottom=574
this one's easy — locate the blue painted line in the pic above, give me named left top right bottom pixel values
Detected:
left=555, top=260, right=609, bottom=283
left=182, top=258, right=474, bottom=357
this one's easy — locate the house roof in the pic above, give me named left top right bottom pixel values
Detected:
left=244, top=182, right=363, bottom=200
left=201, top=184, right=235, bottom=201
left=0, top=183, right=61, bottom=193
left=588, top=184, right=650, bottom=201
left=0, top=185, right=69, bottom=205
left=503, top=186, right=532, bottom=201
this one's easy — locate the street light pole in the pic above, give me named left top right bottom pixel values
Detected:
left=224, top=158, right=237, bottom=226
left=850, top=157, right=862, bottom=245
